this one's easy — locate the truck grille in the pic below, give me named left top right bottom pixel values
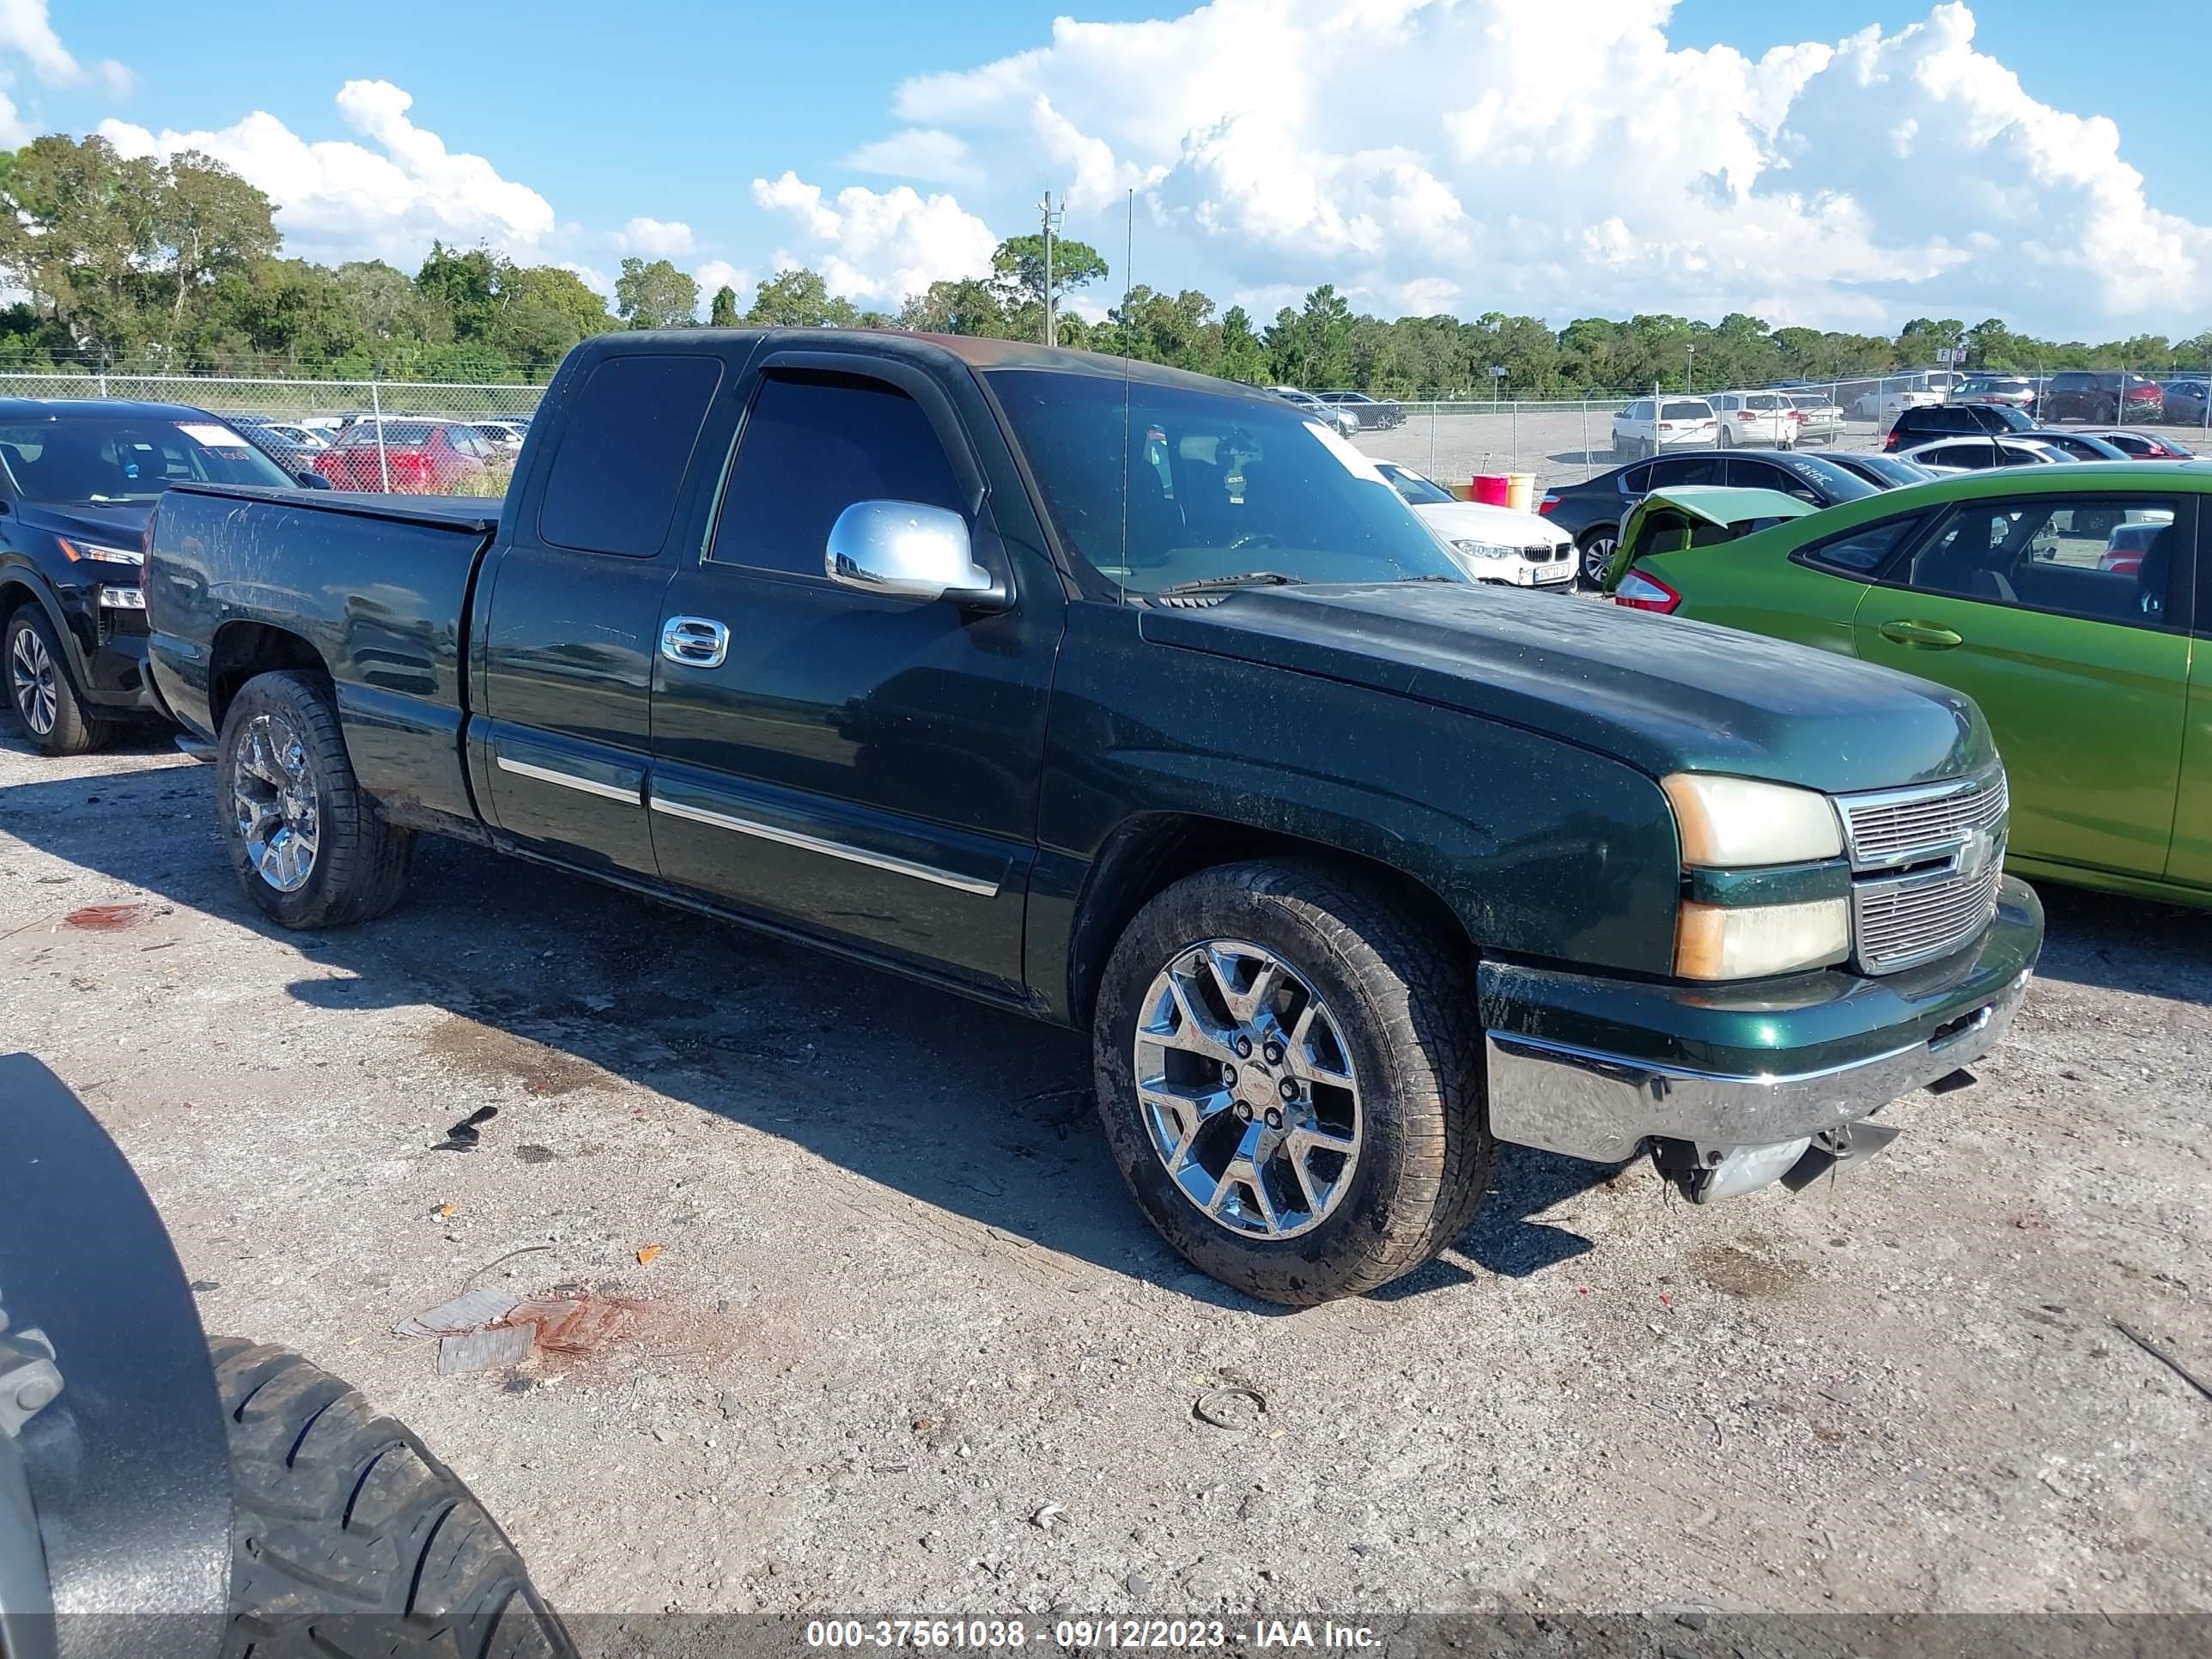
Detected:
left=1838, top=772, right=2008, bottom=975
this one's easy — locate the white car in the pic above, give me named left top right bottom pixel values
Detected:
left=1852, top=387, right=1942, bottom=423
left=1372, top=462, right=1577, bottom=589
left=1896, top=435, right=2068, bottom=471
left=1610, top=397, right=1717, bottom=460
left=1784, top=392, right=1844, bottom=445
left=1708, top=391, right=1800, bottom=449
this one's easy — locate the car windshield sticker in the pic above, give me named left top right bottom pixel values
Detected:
left=176, top=422, right=251, bottom=449
left=1305, top=421, right=1386, bottom=483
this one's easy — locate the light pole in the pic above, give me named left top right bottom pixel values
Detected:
left=1036, top=191, right=1064, bottom=348
left=1684, top=343, right=1696, bottom=394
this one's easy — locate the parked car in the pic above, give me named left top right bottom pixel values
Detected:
left=1852, top=386, right=1941, bottom=422
left=226, top=414, right=333, bottom=479
left=1883, top=401, right=2035, bottom=452
left=313, top=419, right=500, bottom=492
left=1266, top=386, right=1359, bottom=438
left=469, top=420, right=528, bottom=453
left=2012, top=428, right=2131, bottom=463
left=2160, top=377, right=2209, bottom=427
left=1540, top=447, right=1881, bottom=587
left=2075, top=427, right=2197, bottom=461
left=1607, top=461, right=2208, bottom=905
left=144, top=329, right=2041, bottom=1301
left=1609, top=397, right=1717, bottom=460
left=1954, top=374, right=2042, bottom=414
left=1896, top=435, right=2069, bottom=471
left=1706, top=391, right=1800, bottom=449
left=2097, top=518, right=2167, bottom=574
left=1370, top=461, right=1574, bottom=588
left=1313, top=391, right=1404, bottom=430
left=1824, top=453, right=1946, bottom=489
left=1784, top=392, right=1844, bottom=445
left=1, top=1052, right=580, bottom=1656
left=0, top=401, right=301, bottom=755
left=2042, top=370, right=2163, bottom=424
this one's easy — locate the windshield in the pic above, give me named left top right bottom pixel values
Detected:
left=986, top=369, right=1464, bottom=594
left=0, top=415, right=295, bottom=504
left=1377, top=464, right=1456, bottom=506
left=1853, top=454, right=1941, bottom=487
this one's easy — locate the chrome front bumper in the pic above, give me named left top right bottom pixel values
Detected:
left=1485, top=963, right=2032, bottom=1167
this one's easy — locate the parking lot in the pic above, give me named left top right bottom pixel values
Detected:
left=3, top=724, right=2207, bottom=1620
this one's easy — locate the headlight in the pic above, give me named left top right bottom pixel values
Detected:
left=57, top=538, right=144, bottom=567
left=1675, top=896, right=1849, bottom=980
left=1449, top=538, right=1519, bottom=561
left=1662, top=774, right=1842, bottom=866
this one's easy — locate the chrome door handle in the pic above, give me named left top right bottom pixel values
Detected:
left=660, top=616, right=730, bottom=668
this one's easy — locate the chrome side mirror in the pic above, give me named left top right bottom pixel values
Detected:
left=825, top=501, right=999, bottom=605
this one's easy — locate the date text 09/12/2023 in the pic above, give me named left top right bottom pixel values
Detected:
left=802, top=1620, right=1382, bottom=1650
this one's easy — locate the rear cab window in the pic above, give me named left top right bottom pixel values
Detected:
left=538, top=353, right=725, bottom=557
left=1796, top=515, right=1927, bottom=579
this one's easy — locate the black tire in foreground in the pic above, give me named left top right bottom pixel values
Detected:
left=1091, top=860, right=1494, bottom=1306
left=5, top=605, right=112, bottom=757
left=216, top=670, right=414, bottom=928
left=213, top=1338, right=577, bottom=1659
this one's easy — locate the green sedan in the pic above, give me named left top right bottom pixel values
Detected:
left=1611, top=460, right=2209, bottom=907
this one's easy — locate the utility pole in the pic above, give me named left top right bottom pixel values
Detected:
left=1684, top=343, right=1695, bottom=394
left=1036, top=191, right=1063, bottom=348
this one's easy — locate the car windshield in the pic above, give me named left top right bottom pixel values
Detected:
left=1852, top=454, right=1941, bottom=487
left=986, top=369, right=1465, bottom=594
left=1377, top=465, right=1456, bottom=506
left=343, top=421, right=441, bottom=448
left=1771, top=453, right=1880, bottom=501
left=0, top=414, right=295, bottom=504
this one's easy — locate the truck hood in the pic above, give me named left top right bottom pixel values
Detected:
left=1139, top=581, right=1992, bottom=794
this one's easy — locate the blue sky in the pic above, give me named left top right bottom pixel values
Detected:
left=9, top=1, right=2209, bottom=336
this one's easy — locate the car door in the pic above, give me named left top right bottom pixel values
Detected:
left=1850, top=490, right=2197, bottom=879
left=2164, top=516, right=2212, bottom=890
left=646, top=351, right=1062, bottom=995
left=471, top=345, right=741, bottom=879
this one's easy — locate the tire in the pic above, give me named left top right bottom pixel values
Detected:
left=1091, top=860, right=1492, bottom=1305
left=216, top=670, right=414, bottom=927
left=212, top=1339, right=577, bottom=1659
left=1577, top=526, right=1620, bottom=590
left=1716, top=426, right=1733, bottom=448
left=5, top=607, right=112, bottom=757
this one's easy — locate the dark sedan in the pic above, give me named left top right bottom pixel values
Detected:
left=1821, top=453, right=1945, bottom=489
left=1540, top=448, right=1880, bottom=588
left=1, top=401, right=297, bottom=755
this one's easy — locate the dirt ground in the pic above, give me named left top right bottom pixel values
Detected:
left=2, top=726, right=2207, bottom=1623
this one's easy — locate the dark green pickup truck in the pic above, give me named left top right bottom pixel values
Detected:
left=143, top=331, right=2041, bottom=1304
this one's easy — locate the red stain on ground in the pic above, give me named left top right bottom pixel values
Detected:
left=64, top=902, right=145, bottom=931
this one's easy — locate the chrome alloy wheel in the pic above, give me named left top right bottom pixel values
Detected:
left=232, top=714, right=321, bottom=893
left=9, top=623, right=58, bottom=737
left=1133, top=939, right=1362, bottom=1240
left=1581, top=535, right=1617, bottom=586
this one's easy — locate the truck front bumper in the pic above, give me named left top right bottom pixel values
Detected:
left=1480, top=876, right=2042, bottom=1175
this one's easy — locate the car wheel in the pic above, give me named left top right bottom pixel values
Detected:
left=1091, top=860, right=1492, bottom=1305
left=213, top=1339, right=578, bottom=1657
left=216, top=670, right=415, bottom=927
left=5, top=606, right=112, bottom=757
left=1577, top=528, right=1619, bottom=590
left=1716, top=427, right=1733, bottom=449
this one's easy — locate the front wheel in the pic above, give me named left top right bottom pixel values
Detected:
left=214, top=1340, right=577, bottom=1657
left=216, top=670, right=414, bottom=927
left=1091, top=861, right=1492, bottom=1305
left=5, top=607, right=112, bottom=757
left=1577, top=526, right=1620, bottom=590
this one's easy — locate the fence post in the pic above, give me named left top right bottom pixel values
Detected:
left=1510, top=400, right=1519, bottom=471
left=1580, top=400, right=1590, bottom=475
left=370, top=374, right=391, bottom=494
left=1427, top=403, right=1437, bottom=474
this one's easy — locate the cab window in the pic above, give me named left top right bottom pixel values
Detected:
left=1897, top=497, right=2187, bottom=628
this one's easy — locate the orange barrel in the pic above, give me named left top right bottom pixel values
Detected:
left=1504, top=472, right=1537, bottom=512
left=1465, top=474, right=1511, bottom=505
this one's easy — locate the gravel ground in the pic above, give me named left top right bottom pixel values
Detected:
left=2, top=725, right=2208, bottom=1624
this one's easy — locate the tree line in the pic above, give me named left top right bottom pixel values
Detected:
left=3, top=133, right=2206, bottom=394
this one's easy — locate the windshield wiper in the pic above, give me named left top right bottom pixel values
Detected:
left=1151, top=571, right=1305, bottom=597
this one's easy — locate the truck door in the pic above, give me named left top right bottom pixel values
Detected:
left=647, top=352, right=1061, bottom=995
left=472, top=348, right=738, bottom=878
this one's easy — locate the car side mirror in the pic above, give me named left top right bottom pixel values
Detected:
left=825, top=501, right=1002, bottom=607
left=297, top=471, right=332, bottom=489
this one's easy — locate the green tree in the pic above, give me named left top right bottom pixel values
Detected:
left=152, top=150, right=279, bottom=346
left=0, top=134, right=161, bottom=355
left=614, top=257, right=698, bottom=329
left=416, top=243, right=504, bottom=342
left=897, top=277, right=1007, bottom=336
left=990, top=233, right=1109, bottom=309
left=708, top=284, right=740, bottom=327
left=492, top=265, right=612, bottom=369
left=744, top=267, right=861, bottom=328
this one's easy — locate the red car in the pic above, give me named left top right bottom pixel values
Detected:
left=313, top=420, right=498, bottom=492
left=2040, top=370, right=2162, bottom=424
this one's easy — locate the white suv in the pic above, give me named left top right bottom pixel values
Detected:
left=1611, top=397, right=1717, bottom=460
left=1709, top=391, right=1800, bottom=449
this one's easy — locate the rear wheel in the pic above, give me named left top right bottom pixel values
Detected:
left=5, top=607, right=112, bottom=757
left=1577, top=526, right=1620, bottom=590
left=1716, top=426, right=1733, bottom=448
left=1091, top=860, right=1492, bottom=1305
left=214, top=1339, right=576, bottom=1658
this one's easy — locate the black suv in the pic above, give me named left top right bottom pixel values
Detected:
left=1, top=401, right=299, bottom=755
left=1881, top=400, right=2033, bottom=451
left=1539, top=448, right=1881, bottom=587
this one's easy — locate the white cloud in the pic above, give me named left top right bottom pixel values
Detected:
left=98, top=81, right=556, bottom=268
left=878, top=0, right=2211, bottom=332
left=750, top=171, right=999, bottom=303
left=0, top=0, right=131, bottom=142
left=840, top=128, right=981, bottom=188
left=622, top=216, right=695, bottom=258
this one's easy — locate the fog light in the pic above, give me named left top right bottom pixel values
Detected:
left=100, top=586, right=146, bottom=610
